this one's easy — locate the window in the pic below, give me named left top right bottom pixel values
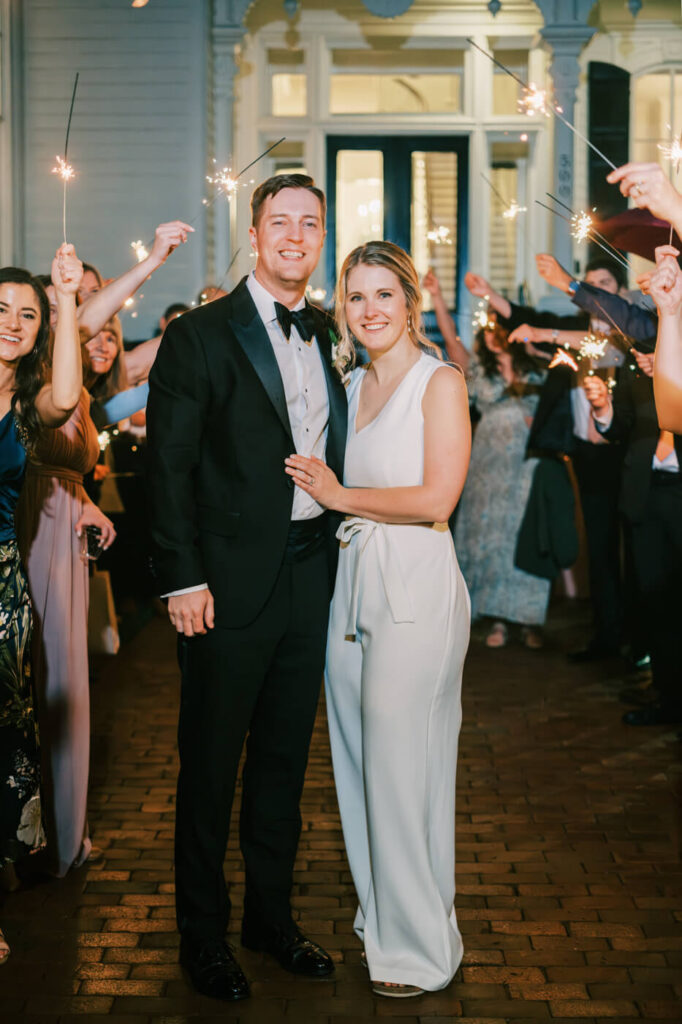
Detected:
left=329, top=48, right=463, bottom=115
left=412, top=151, right=458, bottom=311
left=335, top=150, right=384, bottom=271
left=632, top=70, right=682, bottom=167
left=269, top=48, right=307, bottom=117
left=487, top=139, right=529, bottom=298
left=492, top=50, right=528, bottom=116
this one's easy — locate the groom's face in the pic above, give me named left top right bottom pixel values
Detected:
left=249, top=188, right=325, bottom=295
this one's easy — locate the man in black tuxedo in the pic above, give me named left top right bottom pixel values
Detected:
left=146, top=175, right=348, bottom=1001
left=585, top=353, right=682, bottom=726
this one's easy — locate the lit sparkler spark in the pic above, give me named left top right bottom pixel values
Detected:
left=570, top=209, right=594, bottom=244
left=51, top=155, right=75, bottom=182
left=502, top=199, right=527, bottom=221
left=549, top=348, right=579, bottom=372
left=519, top=84, right=549, bottom=118
left=472, top=297, right=495, bottom=331
left=130, top=240, right=149, bottom=262
left=427, top=225, right=453, bottom=245
left=206, top=161, right=247, bottom=201
left=579, top=333, right=609, bottom=363
left=658, top=127, right=682, bottom=173
left=97, top=430, right=112, bottom=451
left=124, top=297, right=135, bottom=309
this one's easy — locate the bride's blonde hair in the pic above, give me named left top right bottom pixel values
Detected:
left=333, top=241, right=442, bottom=373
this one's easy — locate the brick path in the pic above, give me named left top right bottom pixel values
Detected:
left=1, top=605, right=681, bottom=1023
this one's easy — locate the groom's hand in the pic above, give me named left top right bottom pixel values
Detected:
left=168, top=588, right=215, bottom=636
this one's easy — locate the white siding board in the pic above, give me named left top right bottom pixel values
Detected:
left=21, top=0, right=209, bottom=337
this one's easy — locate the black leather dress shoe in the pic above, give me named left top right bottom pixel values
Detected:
left=242, top=925, right=334, bottom=977
left=623, top=703, right=682, bottom=726
left=180, top=937, right=250, bottom=1000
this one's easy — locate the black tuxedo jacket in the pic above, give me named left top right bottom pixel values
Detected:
left=601, top=370, right=682, bottom=524
left=146, top=277, right=348, bottom=627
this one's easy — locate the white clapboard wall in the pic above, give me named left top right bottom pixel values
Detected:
left=21, top=0, right=208, bottom=338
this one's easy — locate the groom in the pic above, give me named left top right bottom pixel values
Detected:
left=146, top=174, right=347, bottom=1001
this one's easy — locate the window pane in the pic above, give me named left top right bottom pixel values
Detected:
left=632, top=72, right=671, bottom=163
left=487, top=140, right=529, bottom=299
left=330, top=74, right=460, bottom=114
left=336, top=151, right=383, bottom=272
left=272, top=73, right=307, bottom=117
left=411, top=151, right=457, bottom=311
left=492, top=50, right=527, bottom=115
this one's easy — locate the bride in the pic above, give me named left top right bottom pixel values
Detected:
left=285, top=241, right=471, bottom=997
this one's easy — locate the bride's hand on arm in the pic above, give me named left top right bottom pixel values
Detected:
left=284, top=454, right=344, bottom=509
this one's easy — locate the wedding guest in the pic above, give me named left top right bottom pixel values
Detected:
left=457, top=319, right=548, bottom=647
left=0, top=246, right=84, bottom=961
left=17, top=321, right=118, bottom=877
left=286, top=241, right=471, bottom=997
left=584, top=344, right=682, bottom=726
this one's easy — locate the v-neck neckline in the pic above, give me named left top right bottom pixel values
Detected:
left=354, top=355, right=422, bottom=435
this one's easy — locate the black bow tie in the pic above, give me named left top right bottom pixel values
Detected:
left=274, top=302, right=316, bottom=344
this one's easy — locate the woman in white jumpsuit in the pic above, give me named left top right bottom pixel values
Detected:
left=286, top=241, right=471, bottom=998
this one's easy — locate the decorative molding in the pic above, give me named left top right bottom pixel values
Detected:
left=212, top=0, right=256, bottom=26
left=359, top=0, right=416, bottom=16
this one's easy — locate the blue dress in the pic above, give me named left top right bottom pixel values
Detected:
left=0, top=410, right=44, bottom=863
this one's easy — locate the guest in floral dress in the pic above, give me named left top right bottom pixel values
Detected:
left=0, top=247, right=84, bottom=963
left=454, top=322, right=549, bottom=648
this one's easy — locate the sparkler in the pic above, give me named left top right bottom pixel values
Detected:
left=204, top=137, right=286, bottom=211
left=427, top=225, right=453, bottom=246
left=481, top=173, right=527, bottom=221
left=548, top=348, right=579, bottom=372
left=52, top=72, right=80, bottom=244
left=502, top=199, right=527, bottom=220
left=658, top=126, right=682, bottom=243
left=535, top=199, right=631, bottom=272
left=472, top=297, right=495, bottom=331
left=202, top=248, right=242, bottom=305
left=467, top=39, right=617, bottom=171
left=571, top=209, right=594, bottom=244
left=130, top=240, right=149, bottom=262
left=519, top=84, right=550, bottom=118
left=579, top=333, right=609, bottom=363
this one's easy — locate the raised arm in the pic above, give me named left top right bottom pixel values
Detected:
left=464, top=271, right=511, bottom=320
left=77, top=221, right=193, bottom=341
left=286, top=365, right=471, bottom=523
left=508, top=323, right=586, bottom=349
left=35, top=244, right=84, bottom=426
left=422, top=269, right=470, bottom=370
left=650, top=247, right=682, bottom=432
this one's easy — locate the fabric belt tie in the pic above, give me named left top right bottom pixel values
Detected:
left=336, top=516, right=414, bottom=639
left=27, top=463, right=84, bottom=485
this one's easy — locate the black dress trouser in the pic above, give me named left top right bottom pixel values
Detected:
left=174, top=534, right=330, bottom=944
left=572, top=439, right=623, bottom=650
left=630, top=472, right=682, bottom=714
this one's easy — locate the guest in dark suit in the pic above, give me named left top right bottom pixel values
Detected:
left=146, top=175, right=348, bottom=1001
left=585, top=352, right=682, bottom=725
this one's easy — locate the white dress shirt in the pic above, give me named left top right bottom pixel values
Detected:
left=594, top=405, right=680, bottom=473
left=165, top=272, right=330, bottom=598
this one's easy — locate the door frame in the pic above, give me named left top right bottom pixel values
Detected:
left=325, top=134, right=469, bottom=319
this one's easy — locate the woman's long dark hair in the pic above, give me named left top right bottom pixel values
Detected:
left=475, top=322, right=539, bottom=379
left=0, top=267, right=51, bottom=448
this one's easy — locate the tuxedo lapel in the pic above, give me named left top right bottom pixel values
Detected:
left=230, top=279, right=293, bottom=442
left=310, top=305, right=348, bottom=477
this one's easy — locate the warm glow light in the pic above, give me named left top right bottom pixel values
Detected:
left=549, top=348, right=579, bottom=372
left=571, top=209, right=594, bottom=243
left=51, top=155, right=75, bottom=181
left=579, top=333, right=609, bottom=362
left=206, top=160, right=250, bottom=202
left=130, top=240, right=149, bottom=262
left=131, top=0, right=149, bottom=7
left=427, top=225, right=453, bottom=246
left=518, top=84, right=549, bottom=117
left=502, top=199, right=527, bottom=221
left=659, top=128, right=682, bottom=172
left=472, top=297, right=495, bottom=331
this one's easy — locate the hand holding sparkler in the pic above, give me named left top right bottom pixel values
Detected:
left=148, top=220, right=194, bottom=267
left=583, top=374, right=612, bottom=419
left=633, top=349, right=655, bottom=379
left=648, top=245, right=682, bottom=318
left=52, top=243, right=84, bottom=296
left=607, top=162, right=682, bottom=226
left=536, top=254, right=574, bottom=294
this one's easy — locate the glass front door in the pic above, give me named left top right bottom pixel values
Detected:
left=326, top=135, right=468, bottom=341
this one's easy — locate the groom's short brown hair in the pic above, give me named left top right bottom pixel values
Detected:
left=251, top=174, right=326, bottom=227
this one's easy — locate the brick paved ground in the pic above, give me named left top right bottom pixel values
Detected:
left=1, top=603, right=681, bottom=1023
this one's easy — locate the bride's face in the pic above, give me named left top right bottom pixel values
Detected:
left=345, top=264, right=409, bottom=357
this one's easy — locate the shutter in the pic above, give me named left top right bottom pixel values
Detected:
left=21, top=0, right=208, bottom=338
left=587, top=61, right=629, bottom=260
